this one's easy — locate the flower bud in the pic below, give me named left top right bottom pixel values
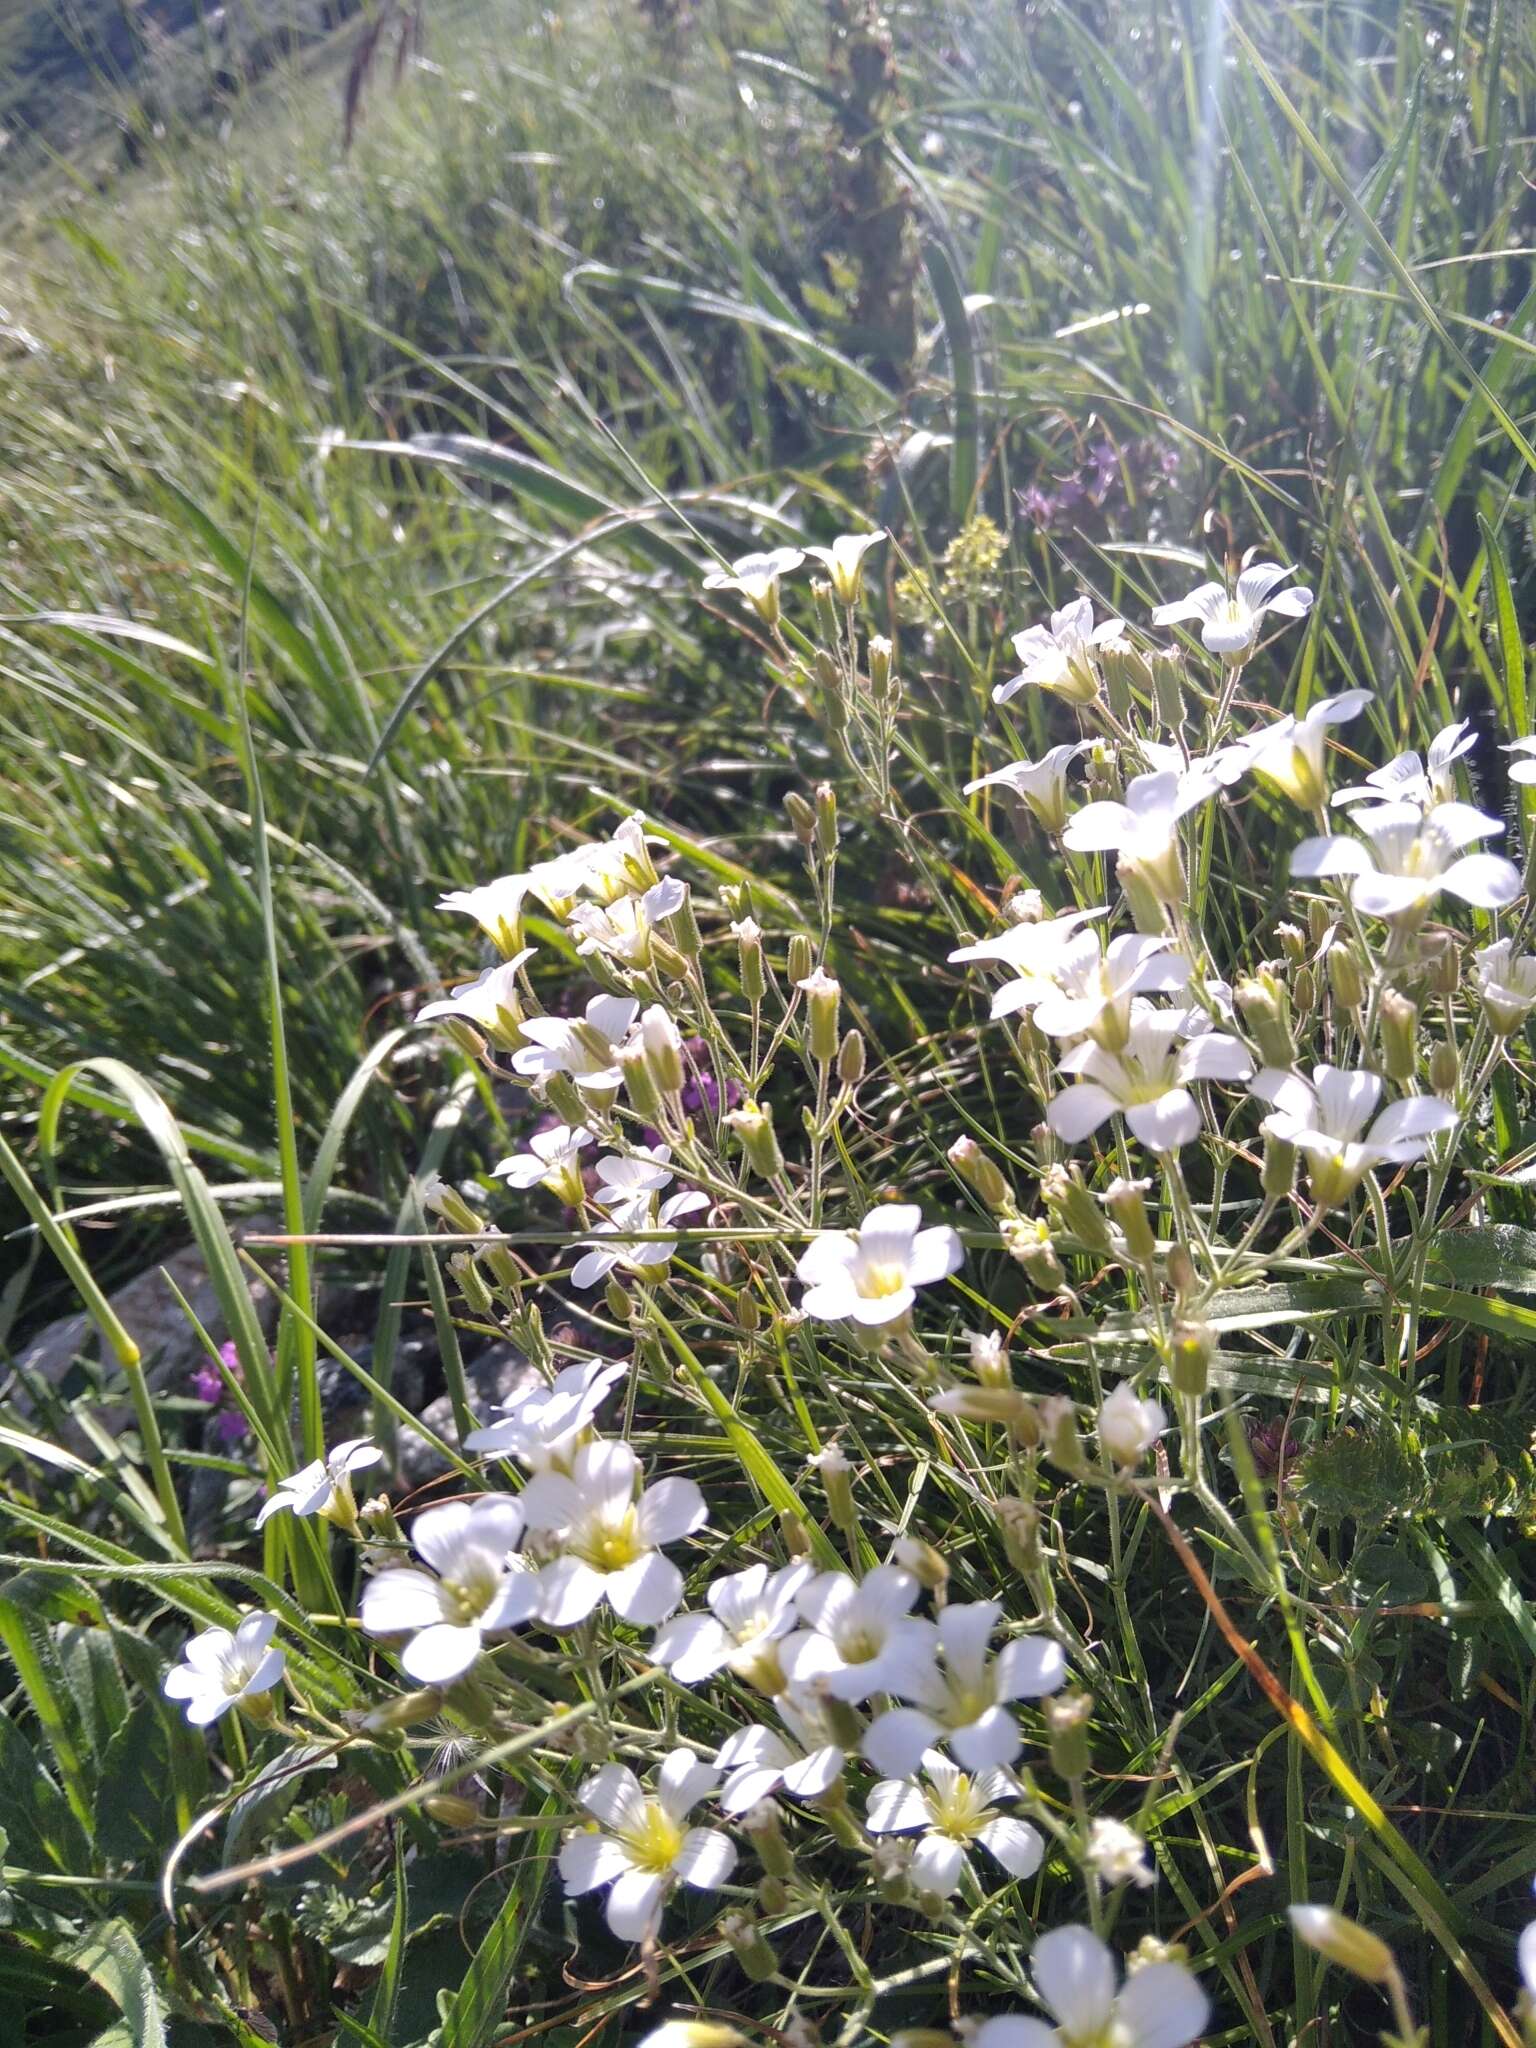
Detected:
left=736, top=1286, right=762, bottom=1332
left=930, top=1384, right=1037, bottom=1426
left=1164, top=1243, right=1197, bottom=1302
left=605, top=1275, right=632, bottom=1323
left=726, top=1099, right=784, bottom=1180
left=797, top=967, right=842, bottom=1063
left=1287, top=1905, right=1396, bottom=1984
left=1103, top=1177, right=1156, bottom=1264
left=1045, top=1689, right=1093, bottom=1781
left=1235, top=971, right=1294, bottom=1067
left=812, top=1444, right=857, bottom=1531
left=948, top=1134, right=1011, bottom=1212
left=670, top=885, right=704, bottom=959
left=786, top=933, right=813, bottom=986
left=421, top=1176, right=484, bottom=1236
left=1169, top=1318, right=1214, bottom=1399
left=542, top=1071, right=588, bottom=1129
left=1275, top=922, right=1307, bottom=966
left=619, top=1040, right=665, bottom=1124
left=784, top=790, right=817, bottom=847
left=1307, top=897, right=1330, bottom=949
left=361, top=1687, right=443, bottom=1733
left=744, top=1800, right=796, bottom=1879
left=1380, top=989, right=1419, bottom=1084
left=890, top=1535, right=949, bottom=1593
left=1429, top=1040, right=1459, bottom=1098
left=837, top=1029, right=865, bottom=1087
left=425, top=1794, right=481, bottom=1829
left=1151, top=648, right=1185, bottom=730
left=1040, top=1393, right=1085, bottom=1473
left=1003, top=1217, right=1065, bottom=1291
left=968, top=1328, right=1008, bottom=1386
left=868, top=635, right=893, bottom=700
left=1262, top=1135, right=1295, bottom=1200
left=733, top=918, right=766, bottom=1002
left=815, top=783, right=838, bottom=860
left=450, top=1250, right=494, bottom=1317
left=758, top=1872, right=791, bottom=1914
left=780, top=1511, right=813, bottom=1557
left=640, top=1003, right=686, bottom=1098
left=812, top=578, right=839, bottom=642
left=1042, top=1165, right=1116, bottom=1256
left=1292, top=964, right=1316, bottom=1017
left=996, top=1496, right=1041, bottom=1572
left=721, top=1912, right=778, bottom=1983
left=1327, top=943, right=1366, bottom=1013
left=1097, top=1381, right=1164, bottom=1468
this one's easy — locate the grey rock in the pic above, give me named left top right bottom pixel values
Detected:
left=392, top=1342, right=529, bottom=1493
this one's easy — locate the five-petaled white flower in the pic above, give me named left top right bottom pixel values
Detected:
left=558, top=1748, right=736, bottom=1941
left=795, top=1204, right=963, bottom=1327
left=965, top=744, right=1091, bottom=834
left=511, top=992, right=639, bottom=1097
left=569, top=1186, right=708, bottom=1290
left=1098, top=1383, right=1165, bottom=1468
left=1085, top=1815, right=1157, bottom=1888
left=1047, top=1006, right=1253, bottom=1152
left=417, top=952, right=535, bottom=1049
left=866, top=1752, right=1043, bottom=1899
left=1062, top=768, right=1220, bottom=906
left=803, top=530, right=886, bottom=606
left=780, top=1564, right=938, bottom=1702
left=995, top=599, right=1126, bottom=708
left=575, top=814, right=663, bottom=906
left=950, top=909, right=1108, bottom=1021
left=463, top=1357, right=626, bottom=1469
left=164, top=1613, right=285, bottom=1727
left=1250, top=1064, right=1457, bottom=1208
left=438, top=862, right=593, bottom=951
left=1334, top=719, right=1475, bottom=810
left=359, top=1496, right=539, bottom=1684
left=522, top=1439, right=707, bottom=1628
left=494, top=1123, right=593, bottom=1203
left=862, top=1599, right=1066, bottom=1778
left=255, top=1437, right=382, bottom=1530
left=568, top=878, right=686, bottom=968
left=652, top=1560, right=815, bottom=1691
left=973, top=1925, right=1208, bottom=2048
left=715, top=1691, right=846, bottom=1814
left=1291, top=801, right=1521, bottom=918
left=702, top=547, right=805, bottom=622
left=1475, top=939, right=1536, bottom=1037
left=1029, top=931, right=1190, bottom=1046
left=1153, top=559, right=1313, bottom=659
left=1245, top=690, right=1373, bottom=809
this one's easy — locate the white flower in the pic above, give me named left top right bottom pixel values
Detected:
left=163, top=1613, right=285, bottom=1727
left=511, top=992, right=639, bottom=1095
left=795, top=1204, right=963, bottom=1327
left=1250, top=1065, right=1456, bottom=1207
left=576, top=814, right=663, bottom=906
left=569, top=1186, right=708, bottom=1289
left=438, top=861, right=593, bottom=950
left=417, top=953, right=535, bottom=1048
left=974, top=1925, right=1208, bottom=2048
left=1098, top=1383, right=1165, bottom=1468
left=359, top=1496, right=539, bottom=1684
left=558, top=1748, right=736, bottom=1942
left=1334, top=719, right=1476, bottom=809
left=862, top=1599, right=1066, bottom=1777
left=949, top=908, right=1108, bottom=1020
left=1245, top=691, right=1372, bottom=808
left=1047, top=1006, right=1253, bottom=1152
left=568, top=877, right=686, bottom=967
left=1085, top=1815, right=1157, bottom=1888
left=1137, top=732, right=1266, bottom=789
left=803, top=529, right=886, bottom=606
left=494, top=1123, right=593, bottom=1203
left=779, top=1563, right=938, bottom=1702
left=1062, top=768, right=1221, bottom=904
left=255, top=1437, right=383, bottom=1530
left=995, top=598, right=1125, bottom=707
left=652, top=1561, right=815, bottom=1690
left=715, top=1692, right=846, bottom=1814
left=1521, top=1915, right=1536, bottom=2001
left=1152, top=559, right=1313, bottom=659
left=463, top=1357, right=626, bottom=1468
left=703, top=547, right=805, bottom=620
left=1505, top=736, right=1536, bottom=787
left=594, top=1145, right=677, bottom=1199
left=1475, top=939, right=1536, bottom=1036
left=866, top=1753, right=1043, bottom=1898
left=1290, top=801, right=1521, bottom=918
left=965, top=744, right=1091, bottom=834
left=1029, top=931, right=1190, bottom=1044
left=522, top=1439, right=707, bottom=1628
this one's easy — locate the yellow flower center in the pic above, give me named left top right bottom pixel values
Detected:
left=575, top=1506, right=647, bottom=1574
left=859, top=1261, right=908, bottom=1299
left=619, top=1800, right=685, bottom=1873
left=445, top=1558, right=502, bottom=1624
left=927, top=1772, right=989, bottom=1839
left=838, top=1624, right=882, bottom=1664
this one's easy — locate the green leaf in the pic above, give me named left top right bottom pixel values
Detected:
left=62, top=1919, right=166, bottom=2048
left=437, top=1790, right=559, bottom=2048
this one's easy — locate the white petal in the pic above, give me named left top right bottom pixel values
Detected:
left=1125, top=1090, right=1200, bottom=1151
left=673, top=1826, right=737, bottom=1889
left=577, top=1763, right=646, bottom=1831
left=862, top=1709, right=943, bottom=1779
left=950, top=1707, right=1024, bottom=1772
left=636, top=1476, right=708, bottom=1544
left=994, top=1634, right=1068, bottom=1700
left=1151, top=584, right=1223, bottom=627
left=652, top=1613, right=731, bottom=1683
left=559, top=1831, right=630, bottom=1894
left=1351, top=872, right=1436, bottom=918
left=1032, top=1924, right=1117, bottom=2036
left=518, top=1470, right=583, bottom=1534
left=1290, top=835, right=1372, bottom=879
left=1177, top=1033, right=1252, bottom=1082
left=972, top=2024, right=1058, bottom=2048
left=1062, top=802, right=1137, bottom=854
left=538, top=1557, right=607, bottom=1628
left=604, top=1868, right=667, bottom=1942
left=608, top=1554, right=685, bottom=1626
left=1235, top=561, right=1296, bottom=610
left=936, top=1599, right=1001, bottom=1678
left=906, top=1226, right=965, bottom=1287
left=908, top=1833, right=967, bottom=1897
left=717, top=1725, right=794, bottom=1773
left=1442, top=853, right=1523, bottom=909
left=400, top=1622, right=483, bottom=1685
left=978, top=1816, right=1045, bottom=1878
left=866, top=1778, right=931, bottom=1834
left=657, top=1747, right=718, bottom=1819
left=360, top=1569, right=452, bottom=1637
left=1113, top=1962, right=1210, bottom=2048
left=1368, top=1096, right=1457, bottom=1148
left=843, top=1286, right=916, bottom=1326
left=720, top=1765, right=788, bottom=1815
left=1047, top=1082, right=1119, bottom=1142
left=780, top=1746, right=843, bottom=1799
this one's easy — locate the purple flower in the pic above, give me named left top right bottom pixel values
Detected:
left=212, top=1407, right=251, bottom=1447
left=191, top=1363, right=224, bottom=1406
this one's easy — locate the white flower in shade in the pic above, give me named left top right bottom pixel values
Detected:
left=568, top=878, right=686, bottom=968
left=522, top=1439, right=706, bottom=1628
left=511, top=993, right=639, bottom=1095
left=965, top=744, right=1091, bottom=834
left=494, top=1123, right=593, bottom=1202
left=1249, top=1065, right=1456, bottom=1207
left=779, top=1564, right=938, bottom=1703
left=558, top=1748, right=736, bottom=1942
left=255, top=1438, right=383, bottom=1530
left=702, top=547, right=805, bottom=620
left=164, top=1614, right=285, bottom=1727
left=594, top=1145, right=677, bottom=1199
left=438, top=860, right=593, bottom=951
left=715, top=1691, right=845, bottom=1815
left=359, top=1497, right=539, bottom=1684
left=1334, top=719, right=1476, bottom=809
left=1291, top=801, right=1521, bottom=918
left=795, top=1204, right=964, bottom=1327
left=417, top=953, right=535, bottom=1049
left=569, top=1186, right=708, bottom=1290
left=651, top=1561, right=815, bottom=1691
left=949, top=909, right=1108, bottom=1020
left=995, top=599, right=1125, bottom=707
left=1475, top=939, right=1536, bottom=1036
left=1521, top=1913, right=1536, bottom=2001
left=1505, top=736, right=1536, bottom=787
left=1047, top=1006, right=1253, bottom=1152
left=463, top=1357, right=626, bottom=1468
left=1062, top=768, right=1221, bottom=904
left=1085, top=1816, right=1157, bottom=1888
left=1245, top=690, right=1373, bottom=808
left=1136, top=732, right=1266, bottom=789
left=1029, top=931, right=1190, bottom=1044
left=1098, top=1383, right=1165, bottom=1468
left=803, top=529, right=887, bottom=606
left=862, top=1599, right=1067, bottom=1778
left=973, top=1925, right=1208, bottom=2048
left=576, top=814, right=663, bottom=906
left=1152, top=559, right=1314, bottom=659
left=866, top=1753, right=1043, bottom=1899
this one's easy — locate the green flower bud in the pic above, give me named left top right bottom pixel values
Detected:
left=1104, top=1176, right=1156, bottom=1264
left=1151, top=648, right=1185, bottom=730
left=1327, top=943, right=1366, bottom=1012
left=948, top=1134, right=1011, bottom=1212
left=868, top=634, right=893, bottom=700
left=1236, top=971, right=1295, bottom=1067
left=1380, top=989, right=1419, bottom=1084
left=726, top=1099, right=784, bottom=1180
left=784, top=790, right=816, bottom=847
left=815, top=782, right=838, bottom=860
left=733, top=917, right=766, bottom=1002
left=837, top=1029, right=866, bottom=1087
left=1429, top=1040, right=1459, bottom=1098
left=786, top=933, right=814, bottom=986
left=619, top=1040, right=665, bottom=1123
left=1287, top=1905, right=1397, bottom=1985
left=1045, top=1688, right=1093, bottom=1781
left=721, top=1912, right=778, bottom=1983
left=996, top=1496, right=1040, bottom=1573
left=797, top=966, right=842, bottom=1063
left=1262, top=1135, right=1295, bottom=1200
left=1169, top=1318, right=1214, bottom=1399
